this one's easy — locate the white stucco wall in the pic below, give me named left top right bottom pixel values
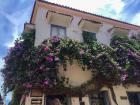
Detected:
left=113, top=85, right=130, bottom=105
left=35, top=7, right=84, bottom=46
left=96, top=23, right=113, bottom=45
left=67, top=16, right=83, bottom=42
left=35, top=7, right=50, bottom=46
left=34, top=7, right=115, bottom=46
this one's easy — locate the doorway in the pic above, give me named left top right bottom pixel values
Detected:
left=46, top=95, right=71, bottom=105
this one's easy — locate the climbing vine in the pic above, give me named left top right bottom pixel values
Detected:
left=1, top=30, right=140, bottom=99
left=110, top=35, right=140, bottom=84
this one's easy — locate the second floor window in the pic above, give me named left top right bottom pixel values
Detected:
left=82, top=31, right=97, bottom=44
left=51, top=25, right=66, bottom=38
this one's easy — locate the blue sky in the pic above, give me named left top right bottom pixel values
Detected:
left=0, top=0, right=140, bottom=104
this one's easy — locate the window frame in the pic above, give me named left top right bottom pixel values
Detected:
left=89, top=91, right=111, bottom=105
left=82, top=30, right=97, bottom=43
left=50, top=24, right=66, bottom=37
left=127, top=92, right=140, bottom=105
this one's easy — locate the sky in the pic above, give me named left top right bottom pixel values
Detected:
left=0, top=0, right=140, bottom=104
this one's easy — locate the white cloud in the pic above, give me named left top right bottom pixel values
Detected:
left=0, top=7, right=32, bottom=48
left=0, top=58, right=4, bottom=69
left=131, top=12, right=140, bottom=26
left=47, top=0, right=125, bottom=19
left=0, top=76, right=4, bottom=91
left=0, top=58, right=12, bottom=105
left=5, top=92, right=12, bottom=105
left=5, top=26, right=18, bottom=48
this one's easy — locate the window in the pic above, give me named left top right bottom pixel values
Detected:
left=46, top=95, right=71, bottom=105
left=79, top=96, right=85, bottom=105
left=82, top=31, right=97, bottom=44
left=51, top=25, right=66, bottom=38
left=127, top=92, right=140, bottom=105
left=89, top=91, right=110, bottom=105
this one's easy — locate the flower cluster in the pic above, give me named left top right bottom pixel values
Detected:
left=45, top=55, right=53, bottom=62
left=23, top=83, right=32, bottom=89
left=1, top=33, right=140, bottom=95
left=51, top=36, right=60, bottom=43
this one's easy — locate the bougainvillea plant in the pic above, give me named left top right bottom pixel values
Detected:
left=1, top=30, right=140, bottom=99
left=110, top=35, right=140, bottom=84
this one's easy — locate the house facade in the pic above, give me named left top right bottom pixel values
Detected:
left=22, top=0, right=140, bottom=105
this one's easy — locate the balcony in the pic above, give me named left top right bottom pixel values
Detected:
left=24, top=23, right=35, bottom=32
left=112, top=27, right=130, bottom=36
left=46, top=11, right=73, bottom=27
left=78, top=19, right=102, bottom=33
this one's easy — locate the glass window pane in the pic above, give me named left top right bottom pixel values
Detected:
left=89, top=91, right=110, bottom=105
left=102, top=92, right=110, bottom=105
left=127, top=92, right=140, bottom=105
left=51, top=26, right=58, bottom=36
left=59, top=28, right=66, bottom=38
left=82, top=31, right=97, bottom=44
left=137, top=93, right=140, bottom=104
left=51, top=25, right=66, bottom=38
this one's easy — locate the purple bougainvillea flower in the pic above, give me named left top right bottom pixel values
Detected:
left=43, top=80, right=49, bottom=86
left=51, top=36, right=60, bottom=43
left=37, top=65, right=45, bottom=72
left=55, top=57, right=59, bottom=61
left=9, top=47, right=14, bottom=52
left=4, top=56, right=9, bottom=63
left=121, top=74, right=128, bottom=81
left=108, top=64, right=112, bottom=67
left=39, top=65, right=44, bottom=70
left=44, top=47, right=49, bottom=52
left=79, top=50, right=84, bottom=55
left=23, top=83, right=32, bottom=89
left=56, top=48, right=60, bottom=52
left=45, top=56, right=53, bottom=62
left=89, top=60, right=92, bottom=64
left=127, top=50, right=133, bottom=56
left=16, top=43, right=21, bottom=47
left=49, top=53, right=54, bottom=56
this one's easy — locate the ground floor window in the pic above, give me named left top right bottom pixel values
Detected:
left=89, top=91, right=110, bottom=105
left=45, top=91, right=110, bottom=105
left=127, top=92, right=140, bottom=105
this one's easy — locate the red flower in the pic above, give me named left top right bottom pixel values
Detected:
left=44, top=47, right=49, bottom=52
left=45, top=55, right=53, bottom=62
